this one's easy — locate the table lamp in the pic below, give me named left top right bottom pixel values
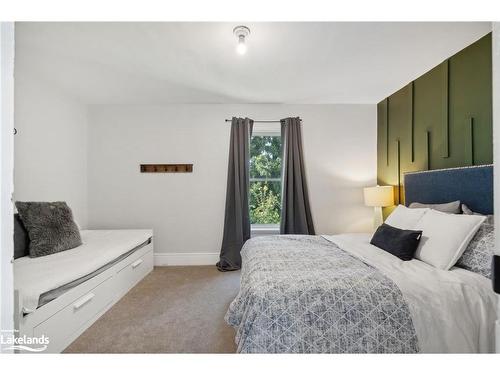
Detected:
left=363, top=185, right=394, bottom=229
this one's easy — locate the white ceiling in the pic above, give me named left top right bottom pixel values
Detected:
left=15, top=22, right=491, bottom=105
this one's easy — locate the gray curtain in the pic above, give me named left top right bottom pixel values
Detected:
left=280, top=117, right=315, bottom=235
left=217, top=117, right=253, bottom=271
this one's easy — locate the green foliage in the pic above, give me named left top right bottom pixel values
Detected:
left=249, top=136, right=282, bottom=225
left=249, top=182, right=281, bottom=224
left=250, top=136, right=282, bottom=178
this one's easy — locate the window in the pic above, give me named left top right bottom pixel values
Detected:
left=249, top=126, right=282, bottom=227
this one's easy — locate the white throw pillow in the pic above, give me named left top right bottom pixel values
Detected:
left=413, top=209, right=486, bottom=270
left=385, top=205, right=429, bottom=230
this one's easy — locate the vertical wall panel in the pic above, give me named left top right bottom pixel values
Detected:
left=465, top=117, right=474, bottom=166
left=442, top=60, right=450, bottom=158
left=410, top=82, right=415, bottom=162
left=413, top=62, right=446, bottom=170
left=377, top=100, right=388, bottom=181
left=380, top=84, right=413, bottom=215
left=449, top=33, right=492, bottom=167
left=425, top=131, right=430, bottom=170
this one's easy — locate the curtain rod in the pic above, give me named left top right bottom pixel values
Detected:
left=224, top=119, right=301, bottom=123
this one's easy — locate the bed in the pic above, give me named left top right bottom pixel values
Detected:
left=225, top=165, right=498, bottom=353
left=14, top=229, right=154, bottom=353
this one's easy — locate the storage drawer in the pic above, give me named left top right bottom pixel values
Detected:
left=115, top=249, right=153, bottom=297
left=33, top=276, right=114, bottom=353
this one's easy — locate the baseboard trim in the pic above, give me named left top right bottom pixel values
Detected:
left=154, top=252, right=219, bottom=266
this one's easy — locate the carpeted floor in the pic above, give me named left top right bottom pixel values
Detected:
left=64, top=266, right=240, bottom=353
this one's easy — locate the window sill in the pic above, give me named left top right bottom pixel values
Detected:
left=251, top=225, right=280, bottom=237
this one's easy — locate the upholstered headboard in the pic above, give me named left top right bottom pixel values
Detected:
left=404, top=165, right=493, bottom=215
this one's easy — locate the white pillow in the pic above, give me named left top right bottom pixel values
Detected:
left=384, top=205, right=429, bottom=230
left=413, top=209, right=486, bottom=270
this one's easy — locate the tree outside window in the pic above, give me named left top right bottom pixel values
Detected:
left=249, top=134, right=282, bottom=225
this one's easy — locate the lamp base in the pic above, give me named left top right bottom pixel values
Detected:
left=373, top=206, right=383, bottom=230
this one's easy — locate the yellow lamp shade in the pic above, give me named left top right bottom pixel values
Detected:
left=363, top=186, right=394, bottom=207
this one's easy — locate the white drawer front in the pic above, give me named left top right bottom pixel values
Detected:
left=115, top=249, right=153, bottom=297
left=33, top=276, right=114, bottom=353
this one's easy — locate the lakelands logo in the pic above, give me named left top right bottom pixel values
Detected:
left=1, top=330, right=49, bottom=352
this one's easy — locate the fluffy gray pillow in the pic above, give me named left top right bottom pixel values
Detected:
left=455, top=222, right=494, bottom=279
left=409, top=200, right=461, bottom=214
left=15, top=201, right=82, bottom=258
left=14, top=213, right=30, bottom=259
left=461, top=204, right=494, bottom=224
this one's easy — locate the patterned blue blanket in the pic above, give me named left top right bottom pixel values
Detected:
left=225, top=235, right=419, bottom=353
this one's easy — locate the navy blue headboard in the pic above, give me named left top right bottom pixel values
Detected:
left=404, top=165, right=493, bottom=215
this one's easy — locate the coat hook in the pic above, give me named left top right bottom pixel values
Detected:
left=14, top=128, right=17, bottom=135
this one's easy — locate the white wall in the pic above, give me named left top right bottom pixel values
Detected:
left=491, top=22, right=500, bottom=353
left=87, top=104, right=376, bottom=260
left=14, top=73, right=88, bottom=227
left=0, top=22, right=15, bottom=351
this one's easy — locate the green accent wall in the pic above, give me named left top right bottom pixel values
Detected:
left=377, top=33, right=492, bottom=217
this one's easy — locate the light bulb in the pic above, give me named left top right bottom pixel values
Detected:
left=233, top=26, right=250, bottom=56
left=236, top=35, right=247, bottom=55
left=236, top=41, right=247, bottom=55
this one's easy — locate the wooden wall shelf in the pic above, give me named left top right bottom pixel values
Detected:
left=140, top=164, right=193, bottom=173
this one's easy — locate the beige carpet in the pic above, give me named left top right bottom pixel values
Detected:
left=65, top=266, right=240, bottom=353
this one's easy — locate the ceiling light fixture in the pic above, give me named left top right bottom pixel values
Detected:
left=233, top=26, right=250, bottom=55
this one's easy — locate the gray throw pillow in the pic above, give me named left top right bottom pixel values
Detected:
left=461, top=204, right=494, bottom=224
left=15, top=201, right=82, bottom=258
left=409, top=200, right=461, bottom=214
left=455, top=222, right=494, bottom=279
left=14, top=213, right=30, bottom=259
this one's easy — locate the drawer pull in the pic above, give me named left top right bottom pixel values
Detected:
left=131, top=259, right=143, bottom=269
left=73, top=293, right=95, bottom=310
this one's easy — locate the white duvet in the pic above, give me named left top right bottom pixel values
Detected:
left=323, top=233, right=498, bottom=353
left=14, top=229, right=153, bottom=314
